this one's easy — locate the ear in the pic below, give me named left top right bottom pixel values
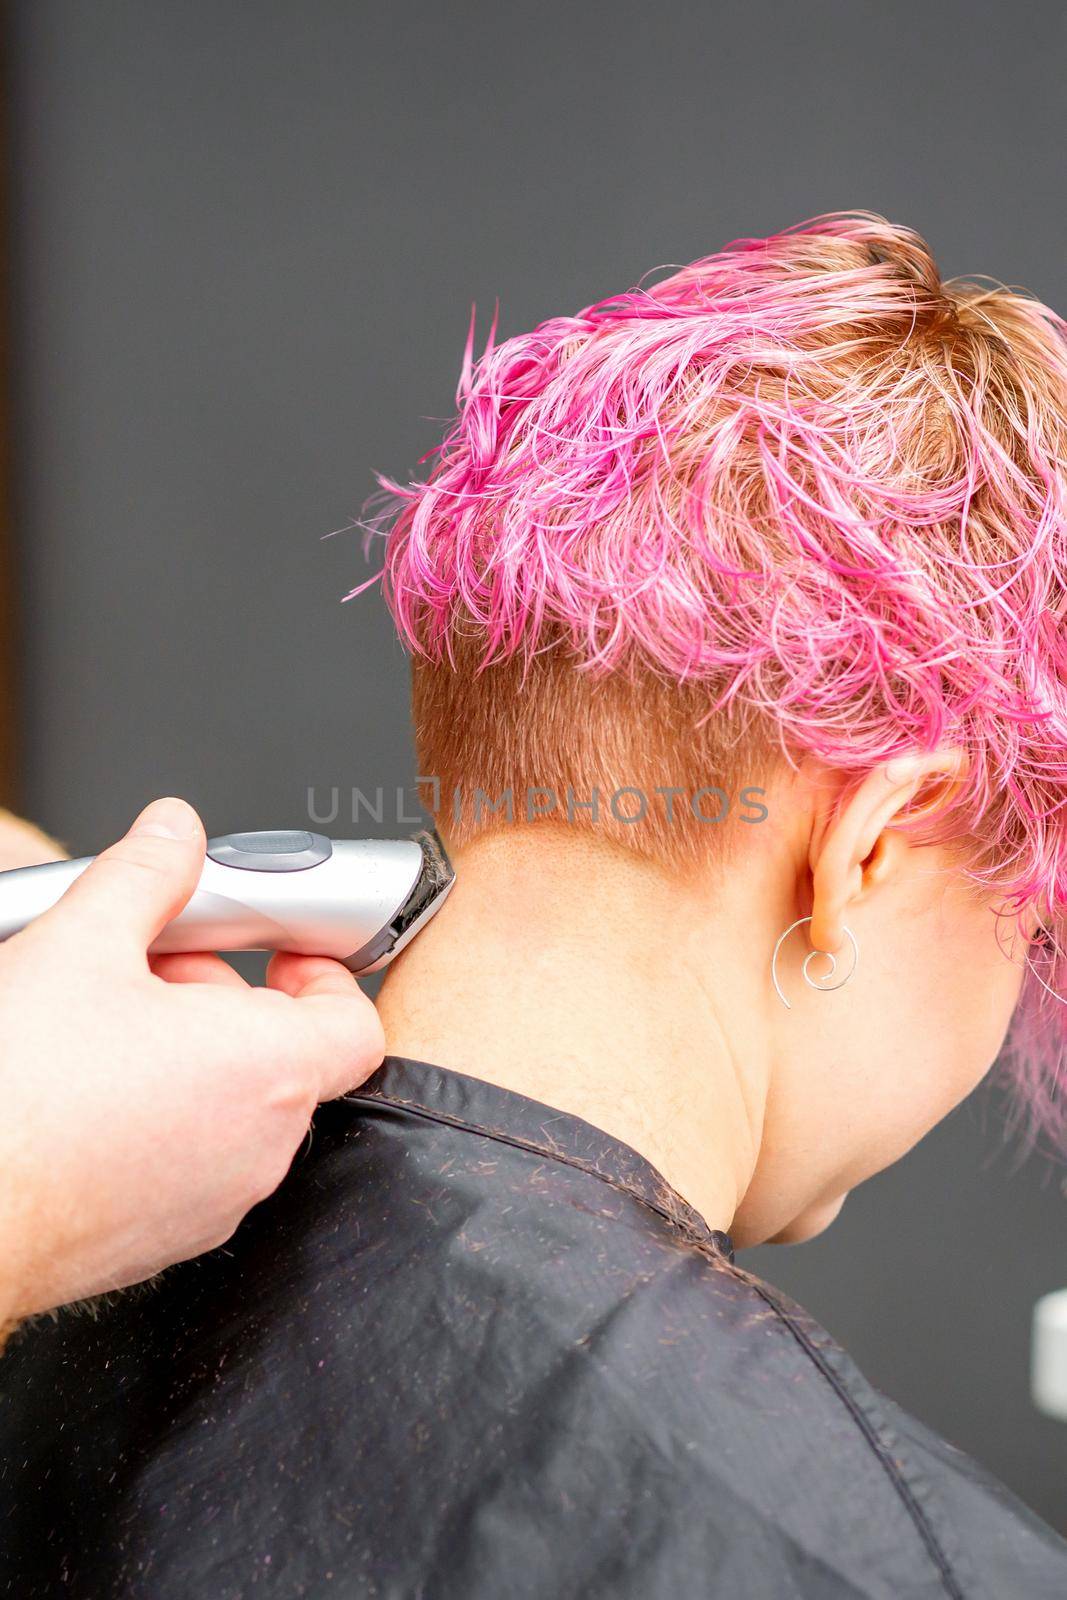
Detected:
left=808, top=749, right=967, bottom=954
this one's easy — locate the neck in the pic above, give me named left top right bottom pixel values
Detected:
left=375, top=826, right=774, bottom=1233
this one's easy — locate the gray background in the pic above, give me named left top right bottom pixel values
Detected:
left=9, top=0, right=1067, bottom=1528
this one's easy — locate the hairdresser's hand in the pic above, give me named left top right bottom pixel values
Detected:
left=0, top=797, right=385, bottom=1326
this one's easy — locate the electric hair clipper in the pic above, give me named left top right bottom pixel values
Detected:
left=0, top=827, right=454, bottom=973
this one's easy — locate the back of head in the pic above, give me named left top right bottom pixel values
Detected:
left=362, top=212, right=1067, bottom=1142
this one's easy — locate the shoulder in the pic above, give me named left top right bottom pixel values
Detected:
left=879, top=1392, right=1067, bottom=1596
left=697, top=1263, right=1067, bottom=1598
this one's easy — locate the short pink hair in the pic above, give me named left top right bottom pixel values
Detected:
left=360, top=212, right=1067, bottom=1146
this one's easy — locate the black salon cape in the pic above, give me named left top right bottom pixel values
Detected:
left=1, top=1058, right=1065, bottom=1599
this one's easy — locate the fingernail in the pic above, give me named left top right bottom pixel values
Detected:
left=129, top=797, right=200, bottom=840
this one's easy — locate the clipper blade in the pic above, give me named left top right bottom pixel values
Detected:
left=343, top=827, right=454, bottom=973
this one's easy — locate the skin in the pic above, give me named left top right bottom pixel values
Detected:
left=377, top=747, right=1030, bottom=1249
left=0, top=797, right=385, bottom=1326
left=0, top=807, right=68, bottom=870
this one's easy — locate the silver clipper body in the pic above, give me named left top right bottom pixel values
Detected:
left=0, top=827, right=454, bottom=974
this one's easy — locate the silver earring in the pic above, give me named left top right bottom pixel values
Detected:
left=772, top=916, right=860, bottom=1010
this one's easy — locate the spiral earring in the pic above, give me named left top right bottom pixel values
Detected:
left=771, top=916, right=860, bottom=1010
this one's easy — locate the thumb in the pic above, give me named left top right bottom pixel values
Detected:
left=48, top=797, right=206, bottom=958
